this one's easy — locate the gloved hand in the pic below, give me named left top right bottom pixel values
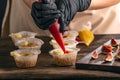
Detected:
left=31, top=0, right=61, bottom=30
left=55, top=0, right=91, bottom=33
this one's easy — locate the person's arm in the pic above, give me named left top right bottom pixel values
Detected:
left=89, top=0, right=120, bottom=10
left=25, top=0, right=120, bottom=33
left=23, top=0, right=120, bottom=9
left=23, top=0, right=37, bottom=8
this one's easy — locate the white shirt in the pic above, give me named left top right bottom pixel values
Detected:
left=2, top=0, right=120, bottom=37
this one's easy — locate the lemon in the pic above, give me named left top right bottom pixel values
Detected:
left=78, top=29, right=94, bottom=46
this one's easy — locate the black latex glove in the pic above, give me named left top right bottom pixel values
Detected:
left=31, top=0, right=61, bottom=30
left=55, top=0, right=91, bottom=33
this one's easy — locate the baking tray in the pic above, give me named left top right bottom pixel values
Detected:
left=75, top=39, right=120, bottom=73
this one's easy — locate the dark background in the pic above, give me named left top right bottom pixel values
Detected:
left=0, top=0, right=7, bottom=35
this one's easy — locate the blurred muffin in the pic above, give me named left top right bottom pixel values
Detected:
left=15, top=38, right=44, bottom=50
left=10, top=49, right=41, bottom=68
left=50, top=39, right=78, bottom=49
left=49, top=48, right=80, bottom=66
left=63, top=30, right=78, bottom=41
left=9, top=31, right=37, bottom=42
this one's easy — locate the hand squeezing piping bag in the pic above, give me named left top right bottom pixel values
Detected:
left=38, top=0, right=66, bottom=53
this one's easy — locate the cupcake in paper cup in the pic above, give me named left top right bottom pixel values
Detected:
left=63, top=30, right=78, bottom=41
left=10, top=49, right=41, bottom=68
left=9, top=31, right=37, bottom=43
left=49, top=48, right=80, bottom=66
left=50, top=39, right=79, bottom=49
left=15, top=38, right=44, bottom=50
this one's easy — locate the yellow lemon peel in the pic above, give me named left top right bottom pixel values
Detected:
left=79, top=29, right=94, bottom=46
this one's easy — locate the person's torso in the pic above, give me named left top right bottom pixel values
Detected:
left=9, top=0, right=50, bottom=36
left=2, top=1, right=120, bottom=38
left=68, top=4, right=120, bottom=34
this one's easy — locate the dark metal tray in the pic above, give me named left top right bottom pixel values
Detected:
left=75, top=39, right=120, bottom=73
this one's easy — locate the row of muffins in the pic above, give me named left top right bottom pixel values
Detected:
left=9, top=31, right=44, bottom=68
left=49, top=30, right=80, bottom=66
left=9, top=30, right=81, bottom=67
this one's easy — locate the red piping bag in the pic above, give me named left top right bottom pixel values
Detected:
left=49, top=20, right=66, bottom=53
left=38, top=0, right=66, bottom=53
left=38, top=0, right=42, bottom=2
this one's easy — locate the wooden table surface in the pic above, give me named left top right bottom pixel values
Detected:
left=0, top=34, right=120, bottom=79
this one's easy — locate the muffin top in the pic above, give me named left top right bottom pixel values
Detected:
left=20, top=41, right=38, bottom=47
left=10, top=52, right=35, bottom=57
left=50, top=49, right=74, bottom=55
left=10, top=33, right=23, bottom=38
